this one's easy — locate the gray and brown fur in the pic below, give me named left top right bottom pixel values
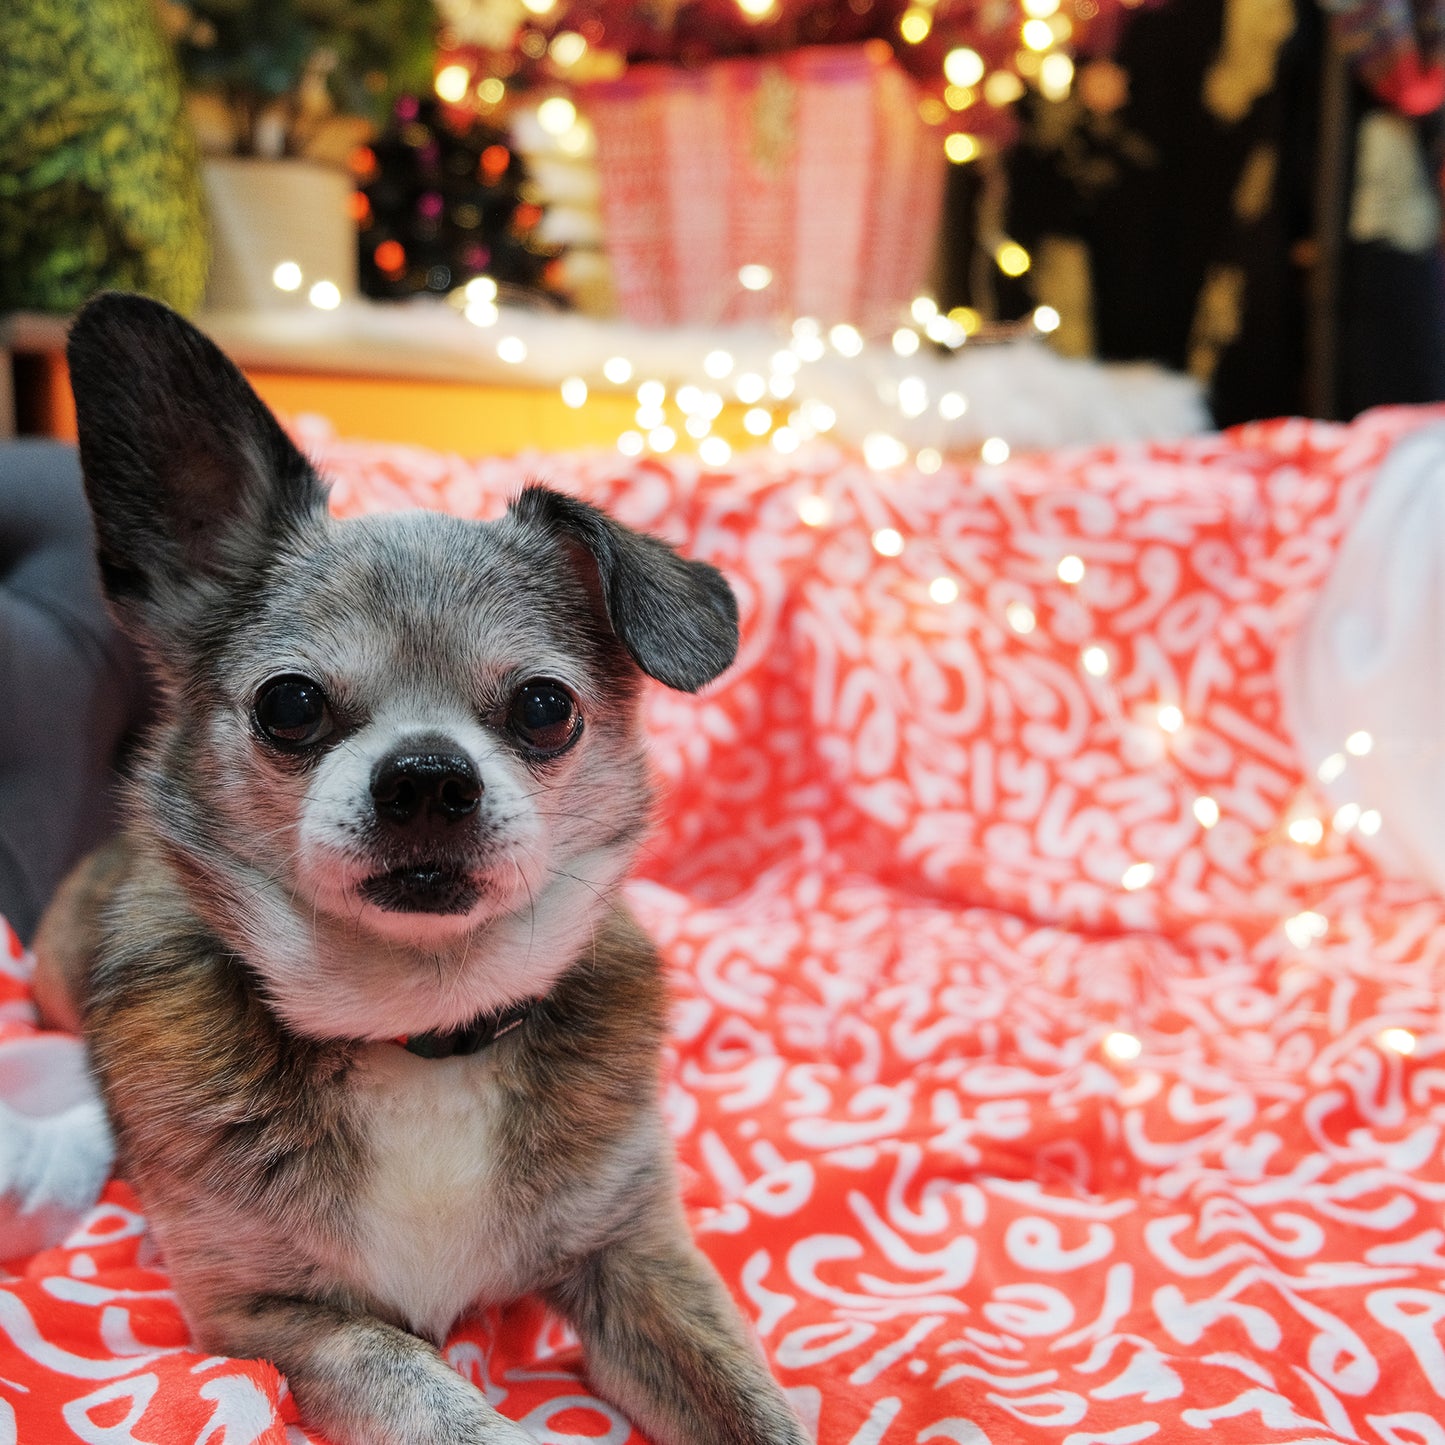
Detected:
left=37, top=293, right=807, bottom=1445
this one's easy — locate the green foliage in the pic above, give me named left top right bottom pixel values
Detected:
left=0, top=0, right=208, bottom=314
left=178, top=0, right=436, bottom=150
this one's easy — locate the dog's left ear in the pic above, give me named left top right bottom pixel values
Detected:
left=509, top=485, right=739, bottom=692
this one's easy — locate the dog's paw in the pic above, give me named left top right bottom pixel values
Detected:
left=0, top=1035, right=114, bottom=1256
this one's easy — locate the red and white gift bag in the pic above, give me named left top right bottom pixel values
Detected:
left=584, top=43, right=945, bottom=330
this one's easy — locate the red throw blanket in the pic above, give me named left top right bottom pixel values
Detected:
left=5, top=406, right=1445, bottom=1444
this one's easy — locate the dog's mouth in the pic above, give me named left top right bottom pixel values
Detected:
left=359, top=864, right=482, bottom=915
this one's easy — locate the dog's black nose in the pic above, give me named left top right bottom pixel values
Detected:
left=371, top=750, right=482, bottom=831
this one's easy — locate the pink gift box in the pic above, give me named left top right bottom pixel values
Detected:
left=583, top=43, right=946, bottom=331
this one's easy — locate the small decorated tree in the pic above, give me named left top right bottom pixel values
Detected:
left=355, top=95, right=566, bottom=302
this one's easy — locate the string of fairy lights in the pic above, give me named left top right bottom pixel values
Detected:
left=270, top=245, right=1405, bottom=1042
left=449, top=268, right=1061, bottom=471
left=772, top=452, right=1416, bottom=1068
left=268, top=0, right=1421, bottom=1066
left=432, top=0, right=1108, bottom=169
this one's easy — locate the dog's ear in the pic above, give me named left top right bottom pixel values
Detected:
left=508, top=485, right=739, bottom=692
left=66, top=292, right=327, bottom=621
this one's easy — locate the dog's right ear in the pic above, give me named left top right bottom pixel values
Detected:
left=66, top=293, right=327, bottom=626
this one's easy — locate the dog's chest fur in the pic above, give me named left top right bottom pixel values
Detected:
left=342, top=1045, right=545, bottom=1341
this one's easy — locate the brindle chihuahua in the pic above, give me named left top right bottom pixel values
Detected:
left=36, top=293, right=807, bottom=1445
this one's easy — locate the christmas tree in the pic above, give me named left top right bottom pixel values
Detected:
left=355, top=94, right=566, bottom=302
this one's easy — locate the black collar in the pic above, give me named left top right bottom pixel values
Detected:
left=394, top=998, right=535, bottom=1059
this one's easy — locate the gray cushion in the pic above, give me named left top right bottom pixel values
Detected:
left=0, top=441, right=148, bottom=941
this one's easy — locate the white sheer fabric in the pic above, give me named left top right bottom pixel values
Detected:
left=1279, top=421, right=1445, bottom=892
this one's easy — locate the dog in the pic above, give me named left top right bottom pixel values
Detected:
left=36, top=292, right=808, bottom=1445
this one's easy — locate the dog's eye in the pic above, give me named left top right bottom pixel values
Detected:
left=508, top=679, right=580, bottom=755
left=254, top=675, right=334, bottom=749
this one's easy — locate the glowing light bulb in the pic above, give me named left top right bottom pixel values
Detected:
left=981, top=437, right=1011, bottom=465
left=1284, top=911, right=1329, bottom=947
left=1157, top=704, right=1183, bottom=734
left=803, top=400, right=836, bottom=432
left=617, top=431, right=644, bottom=457
left=985, top=72, right=1026, bottom=107
left=863, top=434, right=908, bottom=470
left=738, top=264, right=773, bottom=291
left=926, top=314, right=959, bottom=345
left=272, top=261, right=302, bottom=291
left=897, top=376, right=929, bottom=418
left=736, top=0, right=776, bottom=15
left=434, top=65, right=471, bottom=104
left=537, top=96, right=578, bottom=136
left=929, top=576, right=959, bottom=604
left=892, top=328, right=921, bottom=357
left=1380, top=1027, right=1417, bottom=1056
left=771, top=427, right=799, bottom=454
left=871, top=527, right=905, bottom=557
left=703, top=349, right=734, bottom=378
left=1346, top=730, right=1373, bottom=756
left=996, top=241, right=1031, bottom=277
left=557, top=122, right=591, bottom=157
left=477, top=78, right=506, bottom=105
left=636, top=379, right=666, bottom=408
left=945, top=133, right=981, bottom=164
left=1022, top=17, right=1055, bottom=49
left=939, top=392, right=968, bottom=420
left=1033, top=305, right=1062, bottom=333
left=798, top=495, right=831, bottom=527
left=910, top=296, right=938, bottom=324
left=1193, top=796, right=1220, bottom=828
left=899, top=6, right=931, bottom=43
left=1121, top=863, right=1154, bottom=891
left=1082, top=645, right=1110, bottom=677
left=916, top=448, right=943, bottom=474
left=603, top=356, right=633, bottom=384
left=308, top=280, right=341, bottom=310
left=1288, top=817, right=1324, bottom=846
left=466, top=276, right=498, bottom=303
left=1332, top=802, right=1360, bottom=833
left=944, top=47, right=986, bottom=87
left=648, top=426, right=676, bottom=453
left=1317, top=752, right=1347, bottom=783
left=735, top=373, right=767, bottom=404
left=1039, top=52, right=1074, bottom=100
left=699, top=436, right=732, bottom=466
left=829, top=324, right=864, bottom=357
left=1359, top=809, right=1382, bottom=836
left=1104, top=1030, right=1142, bottom=1061
left=743, top=407, right=773, bottom=436
left=1005, top=601, right=1036, bottom=635
left=635, top=404, right=666, bottom=430
left=1057, top=554, right=1085, bottom=584
left=560, top=377, right=587, bottom=408
left=550, top=31, right=587, bottom=66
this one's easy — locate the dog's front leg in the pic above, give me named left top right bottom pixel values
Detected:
left=208, top=1296, right=533, bottom=1445
left=547, top=1238, right=810, bottom=1445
